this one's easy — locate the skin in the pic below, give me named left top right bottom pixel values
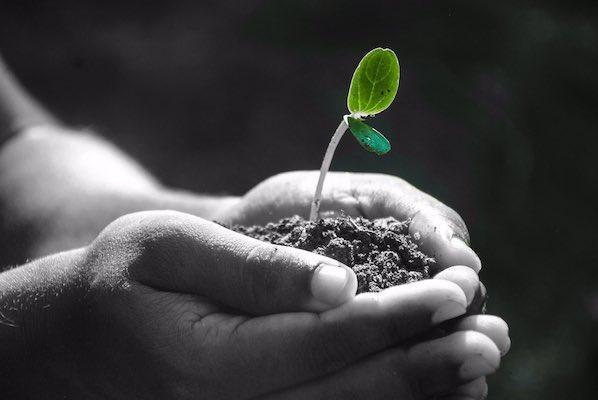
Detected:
left=0, top=55, right=509, bottom=399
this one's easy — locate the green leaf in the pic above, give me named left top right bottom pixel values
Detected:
left=347, top=48, right=400, bottom=117
left=346, top=116, right=391, bottom=155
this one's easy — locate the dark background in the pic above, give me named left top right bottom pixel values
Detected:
left=1, top=1, right=597, bottom=398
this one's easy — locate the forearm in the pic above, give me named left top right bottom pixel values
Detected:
left=0, top=126, right=239, bottom=265
left=0, top=55, right=239, bottom=265
left=0, top=55, right=57, bottom=143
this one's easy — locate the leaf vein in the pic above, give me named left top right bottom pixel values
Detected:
left=364, top=53, right=385, bottom=110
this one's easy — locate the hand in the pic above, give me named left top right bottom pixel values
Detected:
left=9, top=210, right=508, bottom=399
left=217, top=171, right=482, bottom=274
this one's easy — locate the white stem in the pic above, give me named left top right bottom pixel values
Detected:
left=309, top=117, right=349, bottom=221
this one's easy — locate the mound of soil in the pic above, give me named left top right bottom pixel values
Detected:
left=230, top=215, right=435, bottom=294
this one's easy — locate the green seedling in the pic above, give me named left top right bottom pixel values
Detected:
left=309, top=47, right=400, bottom=221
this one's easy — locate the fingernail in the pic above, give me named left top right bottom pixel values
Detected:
left=459, top=355, right=498, bottom=381
left=431, top=299, right=467, bottom=324
left=448, top=237, right=482, bottom=273
left=311, top=264, right=351, bottom=305
left=501, top=335, right=512, bottom=356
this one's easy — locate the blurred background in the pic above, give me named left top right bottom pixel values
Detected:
left=1, top=0, right=596, bottom=398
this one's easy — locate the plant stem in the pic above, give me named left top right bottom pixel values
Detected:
left=309, top=117, right=349, bottom=221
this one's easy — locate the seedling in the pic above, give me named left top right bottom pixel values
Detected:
left=309, top=47, right=400, bottom=221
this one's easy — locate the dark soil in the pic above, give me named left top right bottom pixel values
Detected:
left=230, top=215, right=435, bottom=294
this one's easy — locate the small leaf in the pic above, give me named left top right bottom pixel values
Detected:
left=347, top=48, right=400, bottom=117
left=347, top=116, right=391, bottom=155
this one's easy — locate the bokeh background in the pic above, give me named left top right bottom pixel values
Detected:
left=1, top=1, right=597, bottom=398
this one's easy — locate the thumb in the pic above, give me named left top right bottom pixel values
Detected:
left=126, top=211, right=357, bottom=315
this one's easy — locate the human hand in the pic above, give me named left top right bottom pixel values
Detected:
left=16, top=210, right=507, bottom=399
left=217, top=171, right=482, bottom=274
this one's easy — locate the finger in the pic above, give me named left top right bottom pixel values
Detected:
left=409, top=207, right=481, bottom=273
left=448, top=315, right=511, bottom=356
left=341, top=172, right=469, bottom=236
left=434, top=265, right=480, bottom=306
left=338, top=173, right=480, bottom=273
left=439, top=377, right=488, bottom=400
left=261, top=331, right=500, bottom=400
left=455, top=377, right=488, bottom=399
left=433, top=265, right=487, bottom=314
left=114, top=211, right=358, bottom=315
left=229, top=279, right=467, bottom=394
left=406, top=330, right=500, bottom=397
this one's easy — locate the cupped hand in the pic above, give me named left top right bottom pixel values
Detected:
left=217, top=171, right=481, bottom=274
left=55, top=210, right=508, bottom=400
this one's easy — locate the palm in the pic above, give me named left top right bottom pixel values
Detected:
left=131, top=284, right=482, bottom=400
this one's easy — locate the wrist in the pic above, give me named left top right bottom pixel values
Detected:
left=0, top=247, right=89, bottom=362
left=157, top=187, right=241, bottom=220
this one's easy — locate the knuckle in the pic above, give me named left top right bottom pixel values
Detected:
left=89, top=211, right=194, bottom=286
left=242, top=243, right=283, bottom=308
left=94, top=210, right=186, bottom=248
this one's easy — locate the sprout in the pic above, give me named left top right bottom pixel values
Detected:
left=309, top=48, right=400, bottom=221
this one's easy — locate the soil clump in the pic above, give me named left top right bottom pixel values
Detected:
left=230, top=215, right=435, bottom=293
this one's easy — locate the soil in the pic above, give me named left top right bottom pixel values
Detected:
left=230, top=215, right=435, bottom=294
